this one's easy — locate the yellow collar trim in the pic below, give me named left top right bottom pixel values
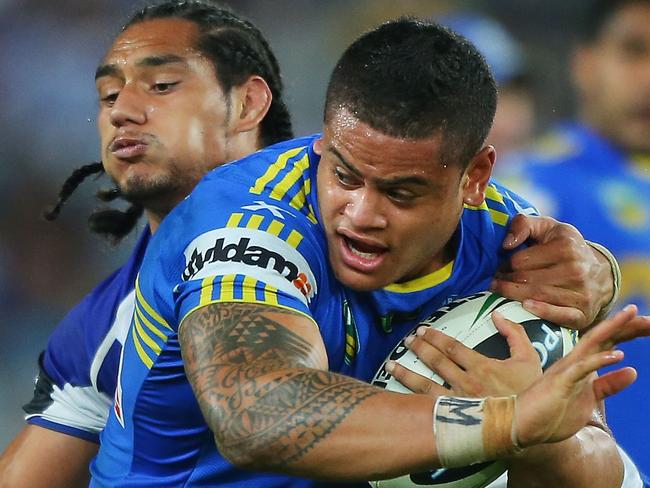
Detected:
left=384, top=260, right=454, bottom=293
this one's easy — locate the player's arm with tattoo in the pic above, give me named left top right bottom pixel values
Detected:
left=179, top=301, right=650, bottom=482
left=179, top=301, right=442, bottom=480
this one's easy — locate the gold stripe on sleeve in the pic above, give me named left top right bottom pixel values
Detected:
left=131, top=326, right=153, bottom=369
left=250, top=147, right=306, bottom=195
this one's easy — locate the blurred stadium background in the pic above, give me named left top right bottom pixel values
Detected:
left=1, top=0, right=646, bottom=473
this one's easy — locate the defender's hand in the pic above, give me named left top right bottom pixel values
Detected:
left=514, top=306, right=650, bottom=447
left=387, top=312, right=542, bottom=397
left=491, top=214, right=612, bottom=329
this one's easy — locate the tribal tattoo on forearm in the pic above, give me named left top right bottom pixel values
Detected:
left=179, top=302, right=378, bottom=468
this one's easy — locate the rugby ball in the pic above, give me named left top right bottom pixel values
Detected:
left=370, top=291, right=576, bottom=488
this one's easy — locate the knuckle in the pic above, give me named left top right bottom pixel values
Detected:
left=444, top=338, right=461, bottom=357
left=418, top=380, right=433, bottom=395
left=465, top=377, right=484, bottom=396
left=564, top=260, right=584, bottom=278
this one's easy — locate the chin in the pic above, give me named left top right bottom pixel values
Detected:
left=333, top=266, right=388, bottom=292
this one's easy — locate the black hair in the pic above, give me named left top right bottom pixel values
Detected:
left=324, top=17, right=497, bottom=168
left=46, top=0, right=292, bottom=242
left=579, top=0, right=650, bottom=43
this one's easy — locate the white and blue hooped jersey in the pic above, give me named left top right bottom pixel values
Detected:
left=23, top=229, right=150, bottom=442
left=90, top=134, right=540, bottom=487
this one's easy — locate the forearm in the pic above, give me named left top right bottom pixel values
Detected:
left=180, top=302, right=441, bottom=480
left=507, top=425, right=623, bottom=488
left=0, top=425, right=97, bottom=488
left=207, top=365, right=440, bottom=480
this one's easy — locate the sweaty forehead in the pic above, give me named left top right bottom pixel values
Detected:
left=103, top=18, right=201, bottom=66
left=325, top=109, right=445, bottom=170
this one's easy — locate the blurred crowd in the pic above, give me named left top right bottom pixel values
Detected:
left=1, top=0, right=648, bottom=473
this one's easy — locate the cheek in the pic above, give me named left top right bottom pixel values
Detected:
left=97, top=114, right=112, bottom=145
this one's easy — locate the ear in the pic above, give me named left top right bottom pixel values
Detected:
left=462, top=146, right=495, bottom=206
left=229, top=75, right=272, bottom=135
left=313, top=136, right=324, bottom=156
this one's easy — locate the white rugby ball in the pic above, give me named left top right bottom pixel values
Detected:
left=370, top=291, right=576, bottom=488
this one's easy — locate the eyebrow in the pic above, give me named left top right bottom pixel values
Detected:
left=95, top=54, right=187, bottom=80
left=328, top=145, right=431, bottom=188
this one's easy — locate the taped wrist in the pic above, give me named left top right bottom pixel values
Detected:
left=586, top=240, right=621, bottom=321
left=433, top=395, right=522, bottom=468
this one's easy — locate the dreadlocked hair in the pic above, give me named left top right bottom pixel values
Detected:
left=44, top=162, right=143, bottom=243
left=127, top=0, right=293, bottom=146
left=43, top=162, right=104, bottom=221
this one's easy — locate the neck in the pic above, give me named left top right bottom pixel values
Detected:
left=145, top=207, right=173, bottom=234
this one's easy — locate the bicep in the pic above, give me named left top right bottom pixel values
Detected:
left=0, top=425, right=97, bottom=488
left=179, top=302, right=327, bottom=426
left=179, top=301, right=327, bottom=380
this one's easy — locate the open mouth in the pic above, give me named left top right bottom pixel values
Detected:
left=344, top=236, right=386, bottom=260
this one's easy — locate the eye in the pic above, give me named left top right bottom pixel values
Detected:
left=100, top=92, right=119, bottom=107
left=386, top=188, right=417, bottom=204
left=152, top=81, right=179, bottom=93
left=334, top=166, right=359, bottom=187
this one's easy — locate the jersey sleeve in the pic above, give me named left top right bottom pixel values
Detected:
left=23, top=230, right=149, bottom=442
left=142, top=141, right=326, bottom=331
left=23, top=353, right=112, bottom=443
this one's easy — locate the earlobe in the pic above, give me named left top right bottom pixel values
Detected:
left=231, top=75, right=272, bottom=134
left=462, top=146, right=495, bottom=206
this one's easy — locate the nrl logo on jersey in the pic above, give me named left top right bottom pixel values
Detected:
left=182, top=227, right=317, bottom=304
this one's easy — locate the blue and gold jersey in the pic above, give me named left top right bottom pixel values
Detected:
left=502, top=122, right=650, bottom=473
left=91, top=135, right=537, bottom=487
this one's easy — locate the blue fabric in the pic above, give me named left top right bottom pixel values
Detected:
left=504, top=122, right=650, bottom=474
left=92, top=135, right=536, bottom=486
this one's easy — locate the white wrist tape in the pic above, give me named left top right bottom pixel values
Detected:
left=586, top=240, right=621, bottom=320
left=433, top=395, right=521, bottom=468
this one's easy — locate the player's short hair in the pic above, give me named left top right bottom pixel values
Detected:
left=46, top=0, right=292, bottom=242
left=579, top=0, right=650, bottom=43
left=324, top=17, right=497, bottom=168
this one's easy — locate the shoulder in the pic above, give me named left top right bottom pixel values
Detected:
left=23, top=231, right=150, bottom=440
left=43, top=230, right=149, bottom=389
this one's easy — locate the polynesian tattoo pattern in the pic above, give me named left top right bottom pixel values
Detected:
left=179, top=302, right=379, bottom=467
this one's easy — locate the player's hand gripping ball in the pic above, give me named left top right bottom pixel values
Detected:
left=370, top=291, right=576, bottom=488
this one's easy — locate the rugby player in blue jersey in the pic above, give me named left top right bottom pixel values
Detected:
left=89, top=16, right=650, bottom=487
left=0, top=2, right=293, bottom=487
left=502, top=1, right=650, bottom=476
left=0, top=3, right=637, bottom=487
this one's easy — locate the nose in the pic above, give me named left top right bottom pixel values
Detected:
left=343, top=188, right=388, bottom=230
left=109, top=83, right=147, bottom=127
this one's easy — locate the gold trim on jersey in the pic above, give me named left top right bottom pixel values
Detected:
left=178, top=296, right=316, bottom=335
left=225, top=212, right=305, bottom=250
left=131, top=326, right=153, bottom=369
left=131, top=277, right=173, bottom=369
left=199, top=276, right=215, bottom=307
left=464, top=184, right=509, bottom=226
left=248, top=146, right=318, bottom=223
left=383, top=260, right=454, bottom=293
left=135, top=278, right=172, bottom=330
left=134, top=315, right=162, bottom=355
left=135, top=305, right=167, bottom=342
left=250, top=146, right=305, bottom=195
